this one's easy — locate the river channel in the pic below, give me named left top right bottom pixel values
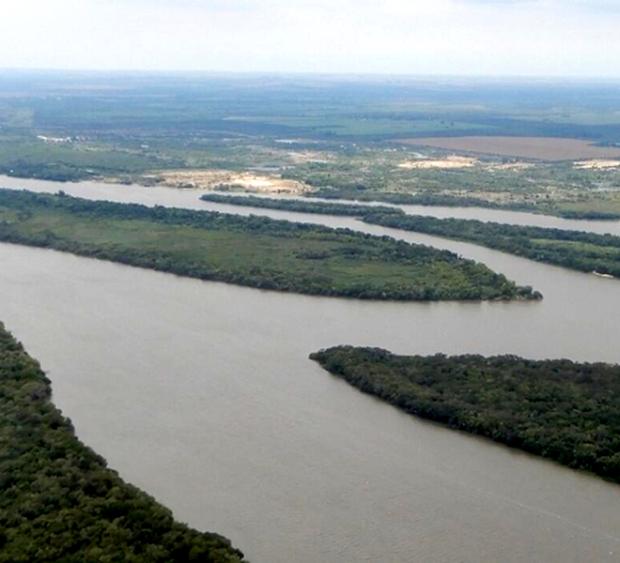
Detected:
left=0, top=175, right=618, bottom=562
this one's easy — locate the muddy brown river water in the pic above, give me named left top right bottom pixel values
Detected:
left=0, top=176, right=619, bottom=562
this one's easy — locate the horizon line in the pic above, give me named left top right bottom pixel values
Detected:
left=1, top=67, right=620, bottom=83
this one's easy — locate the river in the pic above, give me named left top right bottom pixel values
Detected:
left=0, top=175, right=619, bottom=562
left=3, top=174, right=620, bottom=235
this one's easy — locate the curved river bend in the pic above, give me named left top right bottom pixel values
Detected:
left=0, top=176, right=619, bottom=562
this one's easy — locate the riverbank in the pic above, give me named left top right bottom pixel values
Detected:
left=311, top=346, right=620, bottom=483
left=0, top=189, right=538, bottom=301
left=0, top=322, right=244, bottom=562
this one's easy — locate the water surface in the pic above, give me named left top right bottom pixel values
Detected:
left=0, top=176, right=619, bottom=562
left=3, top=174, right=620, bottom=235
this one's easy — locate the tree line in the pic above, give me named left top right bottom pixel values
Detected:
left=0, top=322, right=244, bottom=562
left=362, top=212, right=620, bottom=277
left=311, top=346, right=620, bottom=482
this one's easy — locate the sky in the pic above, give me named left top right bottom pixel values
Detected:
left=1, top=0, right=620, bottom=77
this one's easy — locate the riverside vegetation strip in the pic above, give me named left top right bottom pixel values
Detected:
left=0, top=189, right=538, bottom=302
left=200, top=193, right=400, bottom=216
left=363, top=213, right=620, bottom=277
left=0, top=323, right=244, bottom=562
left=200, top=193, right=620, bottom=277
left=310, top=347, right=620, bottom=482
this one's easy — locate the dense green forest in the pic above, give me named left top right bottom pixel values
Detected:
left=311, top=346, right=620, bottom=482
left=0, top=189, right=538, bottom=301
left=200, top=194, right=620, bottom=277
left=362, top=212, right=620, bottom=277
left=0, top=322, right=244, bottom=562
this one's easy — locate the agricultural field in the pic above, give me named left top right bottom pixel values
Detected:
left=2, top=72, right=620, bottom=218
left=402, top=136, right=620, bottom=160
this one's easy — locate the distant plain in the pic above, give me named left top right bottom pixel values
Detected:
left=403, top=136, right=620, bottom=160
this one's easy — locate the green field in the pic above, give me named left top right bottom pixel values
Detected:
left=0, top=135, right=180, bottom=182
left=311, top=346, right=620, bottom=482
left=2, top=72, right=620, bottom=218
left=0, top=322, right=244, bottom=562
left=550, top=195, right=620, bottom=219
left=0, top=190, right=537, bottom=301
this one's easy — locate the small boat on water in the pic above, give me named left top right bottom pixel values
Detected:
left=592, top=271, right=615, bottom=279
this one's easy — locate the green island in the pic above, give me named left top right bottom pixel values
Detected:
left=200, top=193, right=401, bottom=217
left=197, top=193, right=620, bottom=277
left=310, top=346, right=620, bottom=482
left=0, top=322, right=244, bottom=562
left=0, top=189, right=538, bottom=301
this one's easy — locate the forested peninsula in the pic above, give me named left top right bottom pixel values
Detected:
left=0, top=322, right=244, bottom=562
left=0, top=189, right=538, bottom=301
left=199, top=193, right=620, bottom=277
left=311, top=346, right=620, bottom=482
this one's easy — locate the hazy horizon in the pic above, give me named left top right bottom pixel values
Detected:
left=3, top=0, right=620, bottom=79
left=2, top=68, right=620, bottom=85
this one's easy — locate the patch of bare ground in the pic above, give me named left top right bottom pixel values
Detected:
left=401, top=136, right=620, bottom=161
left=287, top=150, right=333, bottom=164
left=398, top=155, right=478, bottom=169
left=574, top=159, right=620, bottom=170
left=488, top=162, right=534, bottom=171
left=156, top=170, right=312, bottom=194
